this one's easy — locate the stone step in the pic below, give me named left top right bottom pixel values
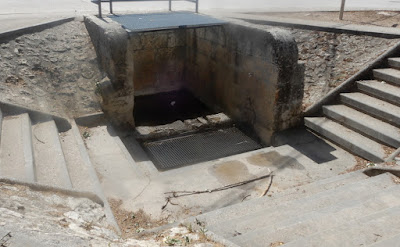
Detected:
left=374, top=68, right=400, bottom=86
left=0, top=114, right=35, bottom=182
left=32, top=120, right=72, bottom=189
left=388, top=57, right=400, bottom=69
left=357, top=80, right=400, bottom=106
left=265, top=170, right=368, bottom=202
left=207, top=173, right=396, bottom=238
left=232, top=184, right=400, bottom=247
left=69, top=120, right=121, bottom=234
left=340, top=92, right=400, bottom=127
left=323, top=105, right=400, bottom=148
left=282, top=204, right=400, bottom=247
left=83, top=125, right=146, bottom=201
left=0, top=108, right=3, bottom=142
left=191, top=171, right=368, bottom=228
left=369, top=233, right=400, bottom=247
left=59, top=127, right=98, bottom=193
left=304, top=117, right=387, bottom=162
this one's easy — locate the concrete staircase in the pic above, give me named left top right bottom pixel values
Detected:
left=305, top=57, right=400, bottom=162
left=0, top=110, right=92, bottom=191
left=0, top=106, right=119, bottom=232
left=190, top=171, right=400, bottom=247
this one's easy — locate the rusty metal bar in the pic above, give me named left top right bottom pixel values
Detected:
left=169, top=0, right=172, bottom=11
left=195, top=0, right=198, bottom=13
left=110, top=0, right=113, bottom=14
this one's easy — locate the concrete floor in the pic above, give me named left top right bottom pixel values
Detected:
left=84, top=124, right=356, bottom=222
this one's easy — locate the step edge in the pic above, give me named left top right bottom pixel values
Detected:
left=357, top=81, right=400, bottom=106
left=207, top=173, right=394, bottom=233
left=322, top=105, right=400, bottom=148
left=108, top=126, right=155, bottom=177
left=44, top=120, right=73, bottom=189
left=0, top=108, right=3, bottom=144
left=21, top=113, right=35, bottom=183
left=281, top=204, right=400, bottom=247
left=373, top=68, right=400, bottom=86
left=187, top=171, right=368, bottom=228
left=340, top=93, right=400, bottom=127
left=305, top=117, right=386, bottom=162
left=232, top=185, right=400, bottom=245
left=70, top=120, right=121, bottom=235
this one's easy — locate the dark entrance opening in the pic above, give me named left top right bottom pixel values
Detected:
left=131, top=90, right=262, bottom=171
left=133, top=89, right=215, bottom=126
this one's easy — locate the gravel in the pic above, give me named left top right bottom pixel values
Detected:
left=0, top=182, right=221, bottom=246
left=285, top=28, right=400, bottom=108
left=0, top=20, right=103, bottom=118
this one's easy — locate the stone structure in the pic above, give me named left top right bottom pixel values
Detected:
left=84, top=16, right=304, bottom=144
left=185, top=24, right=304, bottom=143
left=84, top=18, right=135, bottom=127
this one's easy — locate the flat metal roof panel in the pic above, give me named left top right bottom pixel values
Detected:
left=109, top=11, right=226, bottom=32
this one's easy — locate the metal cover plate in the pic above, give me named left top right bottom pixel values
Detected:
left=143, top=127, right=261, bottom=170
left=109, top=12, right=226, bottom=32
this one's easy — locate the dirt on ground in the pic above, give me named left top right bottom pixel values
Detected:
left=254, top=25, right=400, bottom=109
left=109, top=199, right=168, bottom=239
left=0, top=182, right=224, bottom=246
left=254, top=11, right=400, bottom=28
left=292, top=30, right=399, bottom=109
left=0, top=20, right=103, bottom=118
left=245, top=11, right=400, bottom=108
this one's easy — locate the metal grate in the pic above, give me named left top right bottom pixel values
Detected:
left=143, top=127, right=262, bottom=170
left=109, top=12, right=226, bottom=32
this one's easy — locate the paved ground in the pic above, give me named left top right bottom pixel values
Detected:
left=83, top=123, right=357, bottom=230
left=2, top=0, right=400, bottom=33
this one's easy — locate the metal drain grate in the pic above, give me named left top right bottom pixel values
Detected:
left=143, top=127, right=261, bottom=170
left=109, top=12, right=226, bottom=32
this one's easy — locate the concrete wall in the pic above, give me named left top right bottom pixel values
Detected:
left=84, top=16, right=134, bottom=127
left=84, top=16, right=304, bottom=144
left=185, top=24, right=304, bottom=144
left=129, top=30, right=186, bottom=96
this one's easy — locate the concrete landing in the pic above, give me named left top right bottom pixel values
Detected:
left=83, top=123, right=356, bottom=222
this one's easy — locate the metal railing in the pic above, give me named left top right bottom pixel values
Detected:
left=94, top=0, right=199, bottom=18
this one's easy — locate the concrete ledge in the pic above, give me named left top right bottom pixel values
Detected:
left=75, top=112, right=106, bottom=127
left=304, top=41, right=400, bottom=117
left=206, top=230, right=242, bottom=247
left=0, top=101, right=71, bottom=132
left=0, top=17, right=75, bottom=43
left=0, top=177, right=104, bottom=206
left=231, top=14, right=400, bottom=39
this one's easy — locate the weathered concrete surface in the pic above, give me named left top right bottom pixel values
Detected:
left=185, top=23, right=304, bottom=144
left=0, top=181, right=221, bottom=246
left=84, top=16, right=134, bottom=127
left=85, top=16, right=304, bottom=144
left=84, top=123, right=356, bottom=223
left=129, top=29, right=187, bottom=96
